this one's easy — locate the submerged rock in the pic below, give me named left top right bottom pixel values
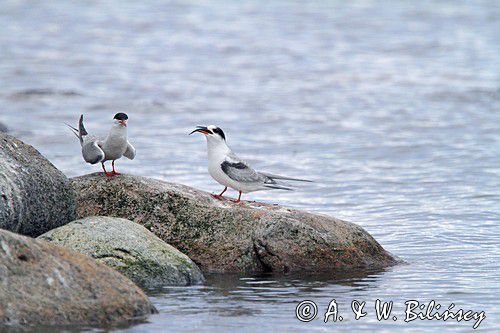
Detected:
left=0, top=133, right=75, bottom=236
left=0, top=228, right=156, bottom=327
left=0, top=122, right=7, bottom=133
left=72, top=173, right=398, bottom=274
left=39, top=216, right=205, bottom=288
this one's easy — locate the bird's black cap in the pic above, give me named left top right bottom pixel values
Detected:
left=113, top=113, right=128, bottom=121
left=212, top=127, right=225, bottom=140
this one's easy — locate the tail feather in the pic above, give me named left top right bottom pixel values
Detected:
left=64, top=123, right=80, bottom=140
left=260, top=172, right=312, bottom=183
left=65, top=123, right=78, bottom=132
left=78, top=114, right=88, bottom=136
left=65, top=114, right=87, bottom=145
left=263, top=184, right=294, bottom=191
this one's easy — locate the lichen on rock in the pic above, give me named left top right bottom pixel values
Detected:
left=39, top=216, right=205, bottom=288
left=71, top=173, right=399, bottom=274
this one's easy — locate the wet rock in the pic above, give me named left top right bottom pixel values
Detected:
left=0, top=133, right=76, bottom=236
left=39, top=216, right=205, bottom=288
left=0, top=122, right=7, bottom=133
left=0, top=228, right=156, bottom=327
left=72, top=173, right=398, bottom=274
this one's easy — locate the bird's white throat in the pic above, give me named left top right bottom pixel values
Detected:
left=110, top=123, right=127, bottom=137
left=206, top=136, right=230, bottom=160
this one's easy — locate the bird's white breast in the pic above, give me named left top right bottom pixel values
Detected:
left=207, top=149, right=233, bottom=187
left=102, top=126, right=128, bottom=161
left=205, top=141, right=241, bottom=191
left=206, top=143, right=261, bottom=193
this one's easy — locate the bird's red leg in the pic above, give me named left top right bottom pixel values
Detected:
left=102, top=162, right=114, bottom=177
left=112, top=160, right=120, bottom=175
left=212, top=187, right=227, bottom=200
left=231, top=191, right=242, bottom=203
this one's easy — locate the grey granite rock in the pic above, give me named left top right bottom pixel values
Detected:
left=0, top=133, right=75, bottom=236
left=71, top=173, right=399, bottom=274
left=0, top=228, right=156, bottom=327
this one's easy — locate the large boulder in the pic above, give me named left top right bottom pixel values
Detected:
left=71, top=173, right=398, bottom=274
left=0, top=133, right=75, bottom=236
left=39, top=216, right=205, bottom=288
left=0, top=228, right=156, bottom=327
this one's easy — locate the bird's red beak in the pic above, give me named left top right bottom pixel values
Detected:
left=189, top=126, right=210, bottom=135
left=119, top=120, right=127, bottom=127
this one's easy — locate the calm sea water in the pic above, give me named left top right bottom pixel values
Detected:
left=1, top=0, right=499, bottom=331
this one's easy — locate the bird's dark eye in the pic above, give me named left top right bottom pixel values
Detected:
left=212, top=127, right=226, bottom=140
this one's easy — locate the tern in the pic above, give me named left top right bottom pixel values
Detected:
left=67, top=113, right=136, bottom=176
left=190, top=125, right=311, bottom=203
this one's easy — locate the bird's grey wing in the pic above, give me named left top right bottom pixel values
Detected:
left=222, top=154, right=294, bottom=190
left=221, top=158, right=264, bottom=183
left=81, top=138, right=105, bottom=164
left=259, top=172, right=312, bottom=182
left=123, top=140, right=136, bottom=160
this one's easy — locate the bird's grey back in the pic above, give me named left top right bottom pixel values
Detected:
left=81, top=137, right=105, bottom=164
left=222, top=151, right=265, bottom=182
left=221, top=160, right=266, bottom=183
left=221, top=151, right=308, bottom=190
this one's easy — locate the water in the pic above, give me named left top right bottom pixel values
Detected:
left=1, top=0, right=499, bottom=331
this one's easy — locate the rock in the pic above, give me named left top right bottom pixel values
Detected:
left=0, top=122, right=7, bottom=133
left=39, top=216, right=205, bottom=288
left=0, top=133, right=75, bottom=237
left=0, top=228, right=156, bottom=327
left=71, top=173, right=398, bottom=274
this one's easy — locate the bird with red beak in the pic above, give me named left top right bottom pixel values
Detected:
left=190, top=125, right=311, bottom=203
left=67, top=113, right=136, bottom=176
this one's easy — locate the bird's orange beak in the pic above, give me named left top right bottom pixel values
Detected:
left=189, top=126, right=210, bottom=135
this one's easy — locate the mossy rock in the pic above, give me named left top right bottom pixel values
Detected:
left=39, top=216, right=204, bottom=288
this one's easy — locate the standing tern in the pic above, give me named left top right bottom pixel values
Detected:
left=67, top=113, right=136, bottom=176
left=190, top=125, right=311, bottom=203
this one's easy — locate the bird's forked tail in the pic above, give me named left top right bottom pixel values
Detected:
left=65, top=114, right=88, bottom=145
left=261, top=172, right=312, bottom=191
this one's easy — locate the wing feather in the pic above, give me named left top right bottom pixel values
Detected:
left=221, top=160, right=264, bottom=183
left=259, top=172, right=312, bottom=182
left=221, top=151, right=306, bottom=191
left=82, top=139, right=105, bottom=164
left=123, top=141, right=136, bottom=160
